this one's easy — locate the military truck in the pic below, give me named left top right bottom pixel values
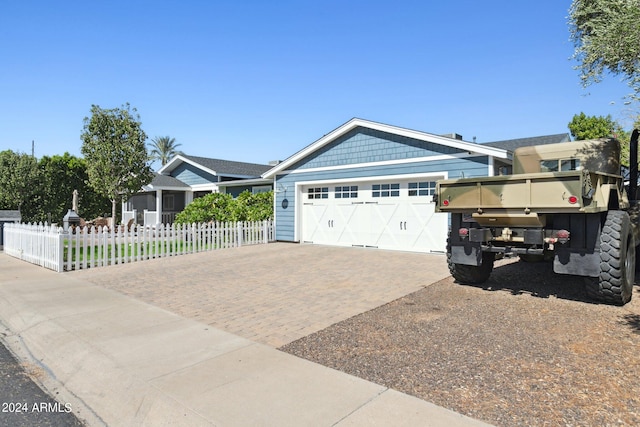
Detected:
left=435, top=131, right=640, bottom=305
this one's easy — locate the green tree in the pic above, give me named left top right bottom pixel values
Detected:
left=149, top=136, right=182, bottom=166
left=569, top=0, right=640, bottom=99
left=33, top=153, right=111, bottom=223
left=0, top=150, right=38, bottom=218
left=80, top=103, right=154, bottom=226
left=568, top=112, right=616, bottom=140
left=568, top=112, right=636, bottom=165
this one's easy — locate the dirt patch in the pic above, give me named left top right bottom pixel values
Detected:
left=281, top=258, right=640, bottom=426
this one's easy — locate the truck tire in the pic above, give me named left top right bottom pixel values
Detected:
left=584, top=210, right=635, bottom=305
left=447, top=251, right=495, bottom=284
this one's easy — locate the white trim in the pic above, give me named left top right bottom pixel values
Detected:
left=292, top=171, right=449, bottom=242
left=293, top=171, right=448, bottom=187
left=217, top=178, right=274, bottom=187
left=155, top=189, right=163, bottom=225
left=189, top=183, right=220, bottom=191
left=158, top=155, right=219, bottom=177
left=142, top=184, right=191, bottom=192
left=263, top=118, right=509, bottom=178
left=280, top=152, right=476, bottom=175
left=487, top=155, right=495, bottom=177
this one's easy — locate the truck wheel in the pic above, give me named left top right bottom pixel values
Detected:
left=584, top=210, right=635, bottom=305
left=447, top=251, right=495, bottom=284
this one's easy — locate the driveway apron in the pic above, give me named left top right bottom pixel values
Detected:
left=71, top=243, right=451, bottom=347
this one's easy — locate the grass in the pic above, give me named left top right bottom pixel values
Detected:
left=63, top=239, right=215, bottom=265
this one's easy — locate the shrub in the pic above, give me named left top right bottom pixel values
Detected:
left=174, top=191, right=273, bottom=224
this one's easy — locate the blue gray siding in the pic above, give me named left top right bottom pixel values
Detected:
left=291, top=127, right=466, bottom=170
left=172, top=163, right=218, bottom=185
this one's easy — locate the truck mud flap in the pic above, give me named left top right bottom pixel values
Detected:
left=450, top=245, right=483, bottom=266
left=553, top=248, right=599, bottom=277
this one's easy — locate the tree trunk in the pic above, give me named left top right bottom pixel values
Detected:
left=111, top=199, right=117, bottom=229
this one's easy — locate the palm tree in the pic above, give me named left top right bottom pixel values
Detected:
left=149, top=136, right=183, bottom=166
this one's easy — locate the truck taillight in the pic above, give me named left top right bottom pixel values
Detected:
left=568, top=195, right=578, bottom=204
left=556, top=229, right=570, bottom=244
left=458, top=228, right=469, bottom=238
left=443, top=199, right=450, bottom=206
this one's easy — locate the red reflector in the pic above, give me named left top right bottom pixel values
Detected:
left=459, top=228, right=469, bottom=236
left=443, top=199, right=449, bottom=206
left=568, top=195, right=578, bottom=204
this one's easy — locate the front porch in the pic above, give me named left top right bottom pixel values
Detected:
left=123, top=190, right=196, bottom=226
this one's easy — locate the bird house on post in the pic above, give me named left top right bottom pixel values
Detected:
left=63, top=209, right=80, bottom=232
left=63, top=190, right=81, bottom=232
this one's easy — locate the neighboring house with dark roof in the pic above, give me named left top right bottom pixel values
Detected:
left=123, top=155, right=272, bottom=225
left=0, top=210, right=21, bottom=247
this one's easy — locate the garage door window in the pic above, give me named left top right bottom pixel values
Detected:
left=408, top=181, right=436, bottom=197
left=335, top=186, right=358, bottom=199
left=308, top=187, right=329, bottom=199
left=372, top=183, right=400, bottom=197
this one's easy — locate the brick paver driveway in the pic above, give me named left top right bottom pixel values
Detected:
left=72, top=243, right=450, bottom=347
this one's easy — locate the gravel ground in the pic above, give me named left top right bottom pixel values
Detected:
left=281, top=257, right=640, bottom=427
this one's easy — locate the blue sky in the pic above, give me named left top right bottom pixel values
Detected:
left=0, top=1, right=635, bottom=167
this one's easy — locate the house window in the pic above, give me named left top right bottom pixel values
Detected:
left=408, top=181, right=436, bottom=196
left=252, top=185, right=272, bottom=194
left=372, top=183, right=400, bottom=197
left=335, top=186, right=358, bottom=199
left=308, top=187, right=329, bottom=199
left=163, top=194, right=175, bottom=210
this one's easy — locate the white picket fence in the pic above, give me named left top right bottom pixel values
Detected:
left=3, top=220, right=274, bottom=272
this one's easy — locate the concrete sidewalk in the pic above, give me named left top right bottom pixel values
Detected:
left=0, top=253, right=491, bottom=426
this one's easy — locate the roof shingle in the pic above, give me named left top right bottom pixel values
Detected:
left=182, top=155, right=271, bottom=177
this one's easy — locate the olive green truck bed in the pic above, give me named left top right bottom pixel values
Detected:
left=435, top=138, right=638, bottom=305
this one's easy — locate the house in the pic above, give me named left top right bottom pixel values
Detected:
left=262, top=118, right=516, bottom=253
left=123, top=155, right=272, bottom=225
left=0, top=210, right=21, bottom=248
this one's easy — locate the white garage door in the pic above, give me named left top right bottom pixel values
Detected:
left=301, top=178, right=448, bottom=253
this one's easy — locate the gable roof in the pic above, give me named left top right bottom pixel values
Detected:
left=144, top=173, right=191, bottom=191
left=263, top=118, right=511, bottom=178
left=483, top=133, right=571, bottom=152
left=159, top=154, right=271, bottom=179
left=0, top=210, right=21, bottom=221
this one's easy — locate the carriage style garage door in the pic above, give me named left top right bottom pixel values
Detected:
left=301, top=177, right=448, bottom=253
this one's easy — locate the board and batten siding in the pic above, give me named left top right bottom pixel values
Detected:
left=274, top=155, right=490, bottom=242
